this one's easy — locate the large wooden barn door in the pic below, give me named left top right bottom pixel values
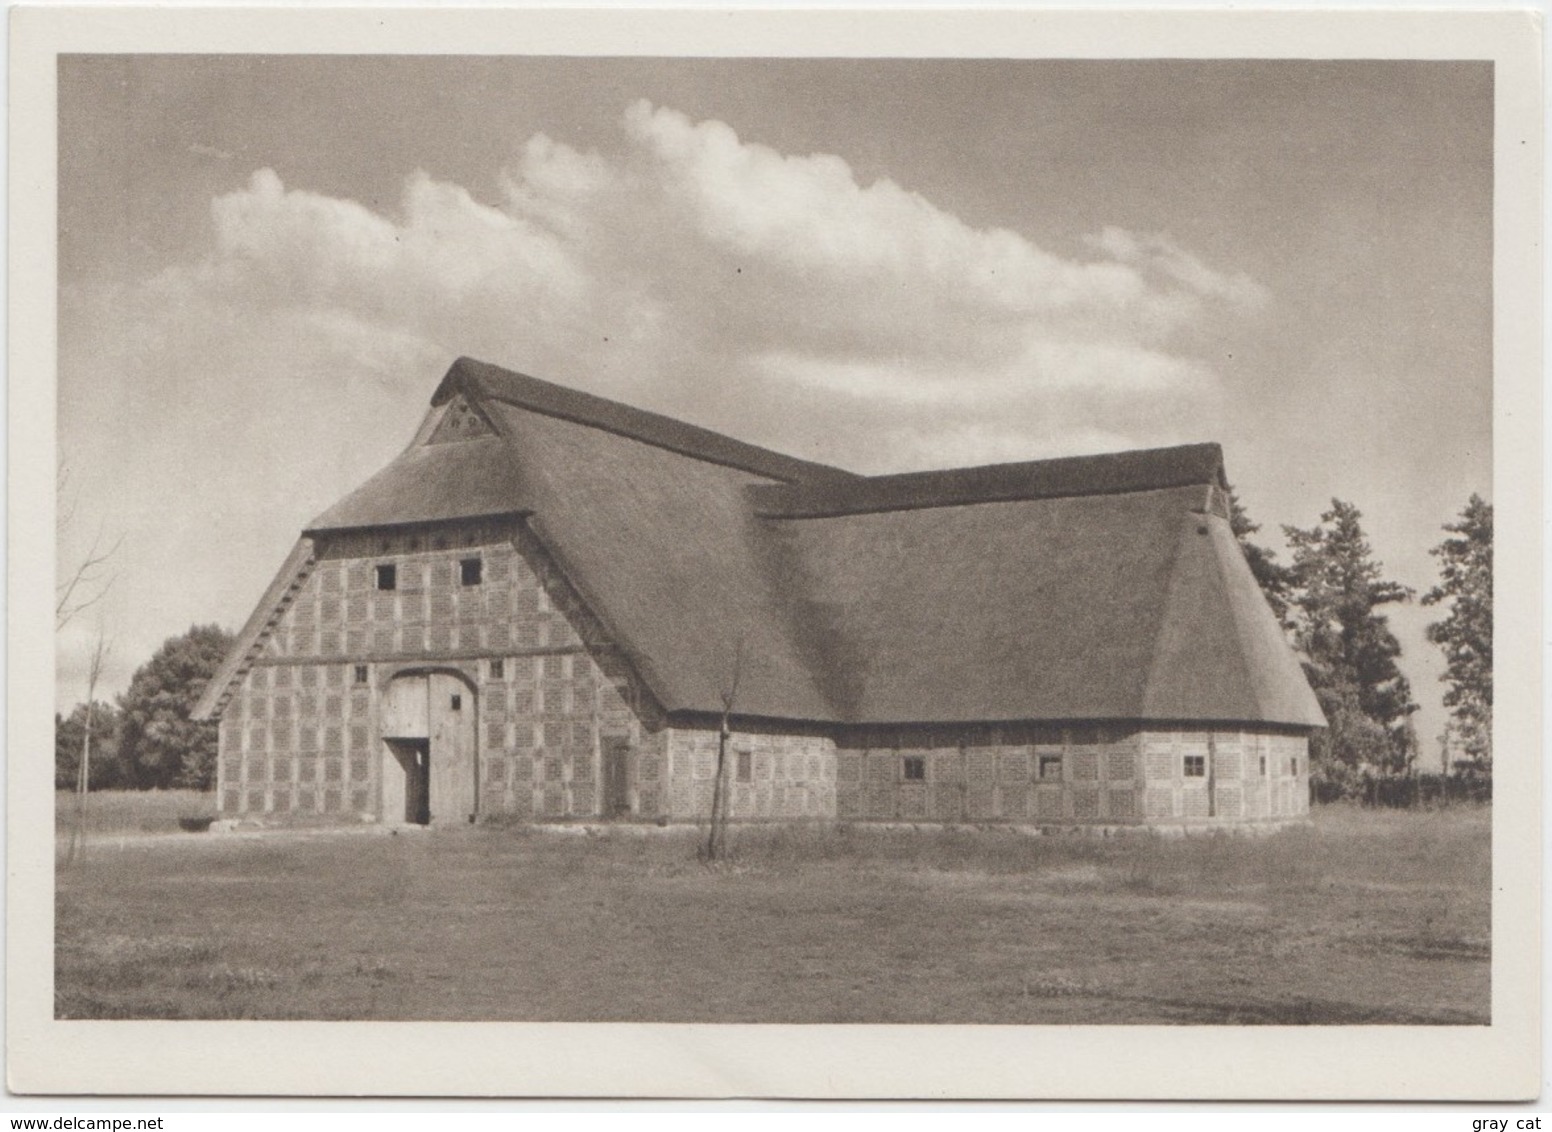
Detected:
left=380, top=672, right=477, bottom=826
left=427, top=672, right=477, bottom=824
left=381, top=677, right=430, bottom=826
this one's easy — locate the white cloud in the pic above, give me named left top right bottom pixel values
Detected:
left=882, top=421, right=1143, bottom=472
left=1085, top=225, right=1272, bottom=312
left=758, top=337, right=1212, bottom=407
left=150, top=99, right=1267, bottom=407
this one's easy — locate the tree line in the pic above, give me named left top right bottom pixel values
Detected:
left=55, top=624, right=233, bottom=791
left=1232, top=492, right=1492, bottom=798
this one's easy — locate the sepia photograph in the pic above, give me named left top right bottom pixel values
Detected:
left=12, top=7, right=1542, bottom=1100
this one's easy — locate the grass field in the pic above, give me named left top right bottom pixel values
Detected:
left=55, top=789, right=217, bottom=836
left=55, top=799, right=1490, bottom=1024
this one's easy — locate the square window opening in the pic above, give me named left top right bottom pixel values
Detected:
left=1184, top=754, right=1206, bottom=778
left=353, top=665, right=369, bottom=686
left=902, top=755, right=926, bottom=782
left=490, top=659, right=505, bottom=680
left=375, top=563, right=397, bottom=591
left=735, top=750, right=752, bottom=783
left=1038, top=754, right=1063, bottom=780
left=460, top=557, right=483, bottom=586
left=450, top=694, right=462, bottom=711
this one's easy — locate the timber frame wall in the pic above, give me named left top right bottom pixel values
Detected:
left=213, top=517, right=1310, bottom=827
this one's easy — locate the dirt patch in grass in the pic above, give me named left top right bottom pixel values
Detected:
left=54, top=803, right=1490, bottom=1024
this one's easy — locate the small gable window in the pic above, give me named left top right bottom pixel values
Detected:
left=450, top=694, right=462, bottom=711
left=736, top=750, right=753, bottom=783
left=460, top=557, right=482, bottom=586
left=428, top=396, right=495, bottom=444
left=902, top=755, right=926, bottom=782
left=375, top=564, right=396, bottom=591
left=1184, top=754, right=1206, bottom=778
left=1038, top=754, right=1063, bottom=781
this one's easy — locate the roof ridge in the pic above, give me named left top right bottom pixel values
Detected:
left=439, top=357, right=858, bottom=485
left=749, top=443, right=1226, bottom=519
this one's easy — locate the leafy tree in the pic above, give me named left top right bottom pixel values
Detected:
left=1282, top=500, right=1418, bottom=788
left=55, top=701, right=125, bottom=790
left=1422, top=495, right=1492, bottom=774
left=1227, top=486, right=1294, bottom=627
left=117, top=624, right=234, bottom=790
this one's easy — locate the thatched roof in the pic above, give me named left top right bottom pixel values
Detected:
left=749, top=443, right=1227, bottom=519
left=306, top=436, right=536, bottom=532
left=763, top=486, right=1320, bottom=726
left=436, top=357, right=855, bottom=485
left=199, top=357, right=1324, bottom=730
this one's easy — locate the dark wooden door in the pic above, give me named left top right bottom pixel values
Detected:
left=406, top=741, right=430, bottom=824
left=603, top=737, right=631, bottom=817
left=383, top=739, right=430, bottom=825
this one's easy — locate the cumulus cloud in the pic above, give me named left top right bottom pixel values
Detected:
left=887, top=421, right=1143, bottom=471
left=1085, top=225, right=1272, bottom=312
left=135, top=99, right=1266, bottom=419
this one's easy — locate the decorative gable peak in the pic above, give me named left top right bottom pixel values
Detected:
left=428, top=394, right=496, bottom=444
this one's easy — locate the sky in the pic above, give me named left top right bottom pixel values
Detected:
left=56, top=57, right=1493, bottom=756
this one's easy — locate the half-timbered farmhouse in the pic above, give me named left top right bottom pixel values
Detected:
left=193, top=357, right=1324, bottom=829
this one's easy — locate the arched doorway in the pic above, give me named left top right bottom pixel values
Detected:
left=379, top=670, right=477, bottom=825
